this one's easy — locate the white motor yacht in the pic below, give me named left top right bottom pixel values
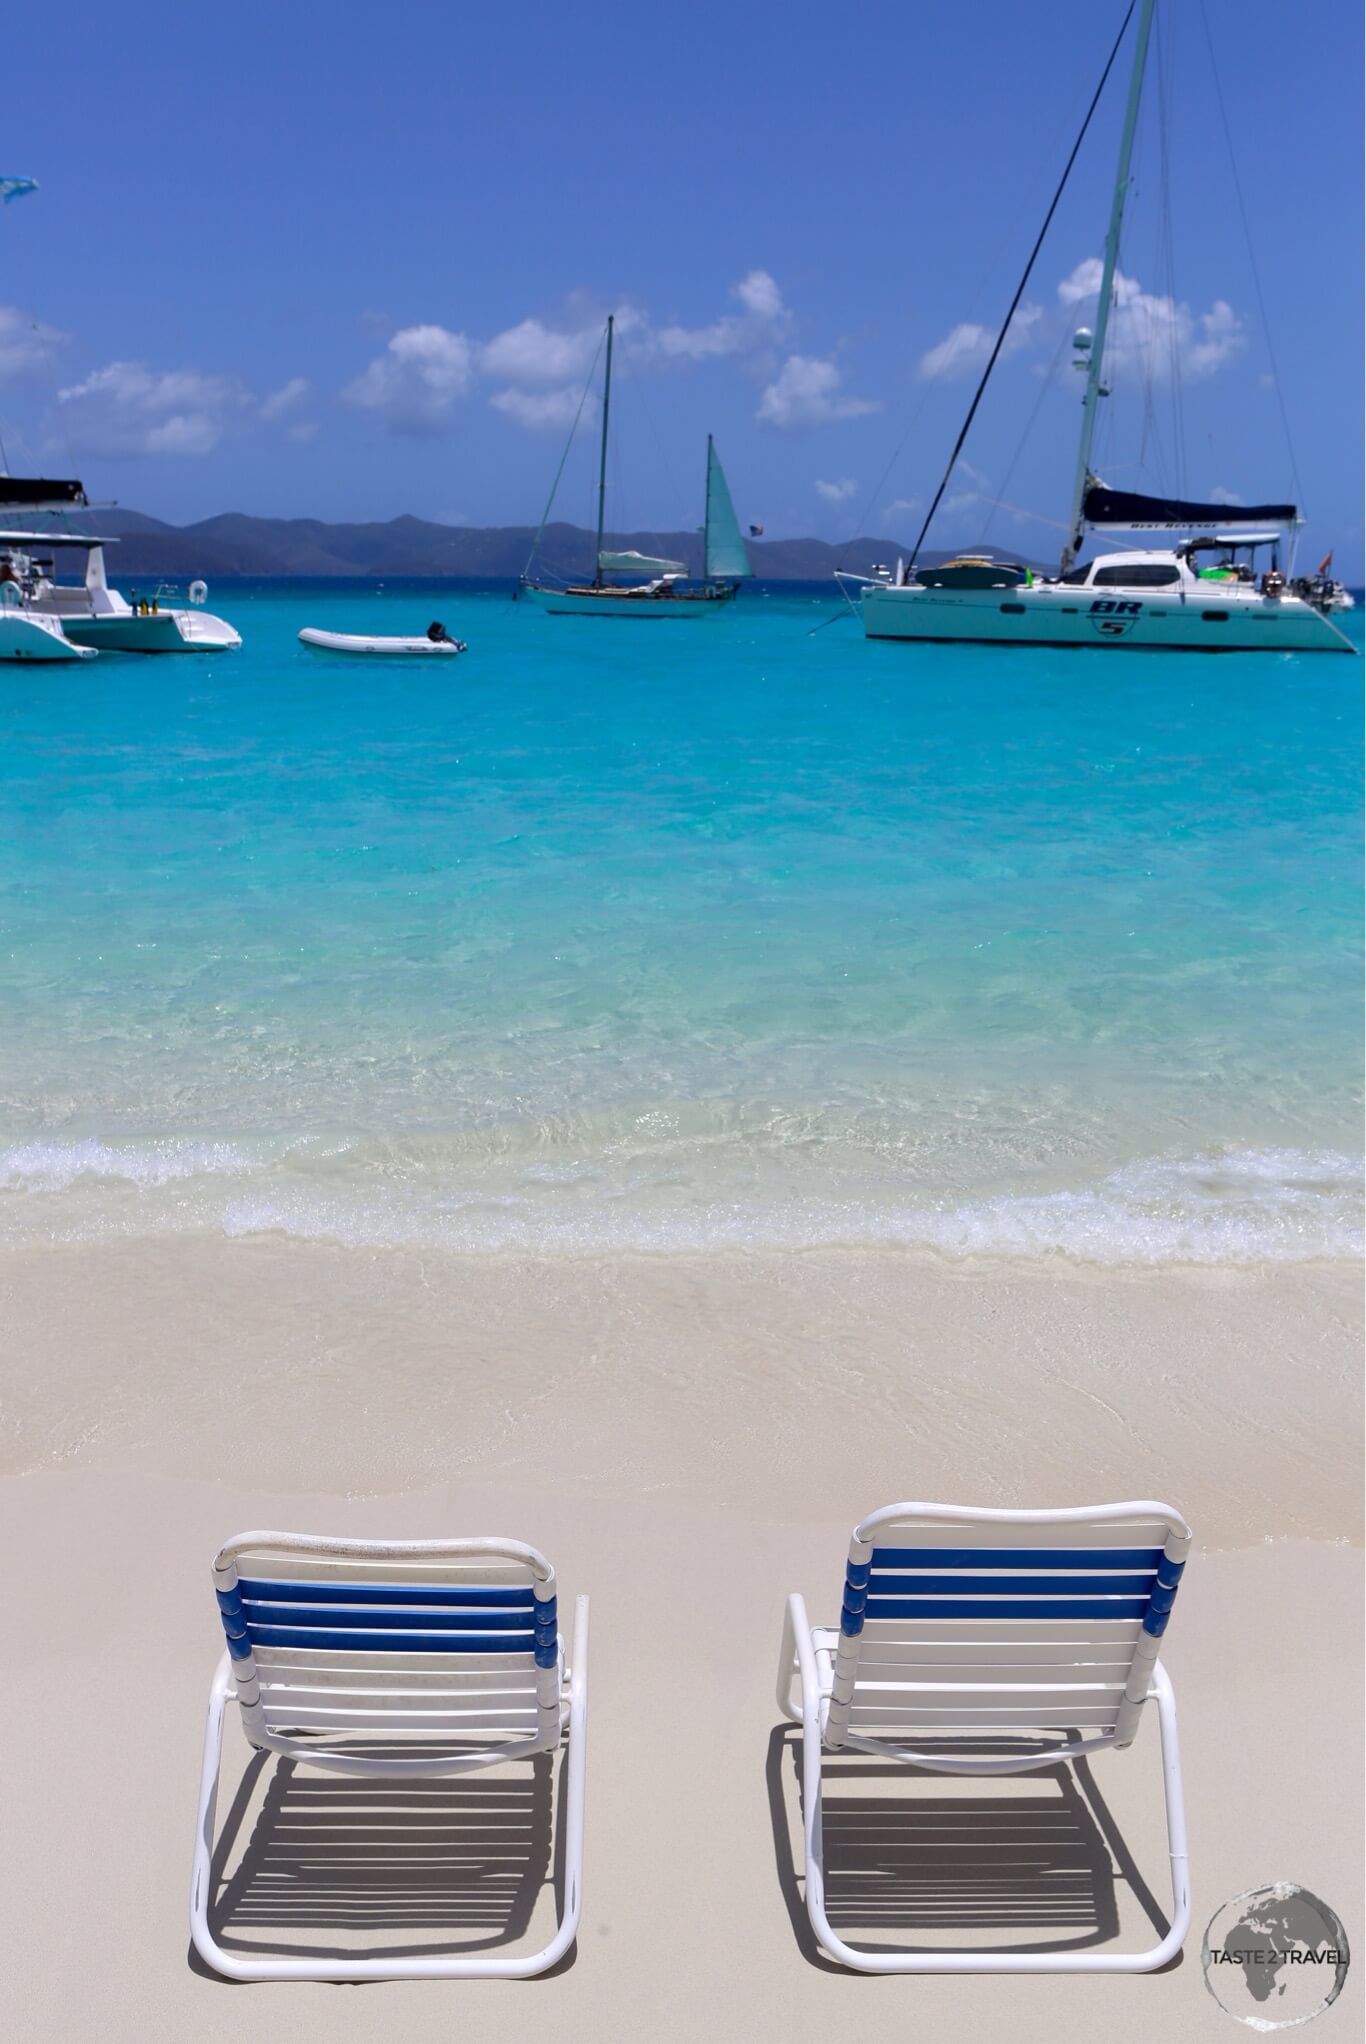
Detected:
left=0, top=476, right=241, bottom=652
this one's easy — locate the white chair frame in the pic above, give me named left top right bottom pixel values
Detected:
left=777, top=1500, right=1191, bottom=1973
left=190, top=1531, right=588, bottom=1980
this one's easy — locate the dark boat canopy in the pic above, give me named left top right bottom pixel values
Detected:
left=0, top=476, right=88, bottom=510
left=1083, top=482, right=1296, bottom=531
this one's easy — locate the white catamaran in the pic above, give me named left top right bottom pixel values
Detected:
left=0, top=476, right=241, bottom=654
left=521, top=315, right=752, bottom=617
left=845, top=0, right=1353, bottom=655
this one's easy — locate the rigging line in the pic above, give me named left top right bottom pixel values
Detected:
left=1152, top=0, right=1185, bottom=498
left=831, top=383, right=935, bottom=577
left=521, top=326, right=608, bottom=582
left=833, top=57, right=1112, bottom=577
left=904, top=0, right=1137, bottom=578
left=979, top=322, right=1072, bottom=548
left=833, top=39, right=1118, bottom=576
left=959, top=491, right=1070, bottom=533
left=1196, top=0, right=1305, bottom=515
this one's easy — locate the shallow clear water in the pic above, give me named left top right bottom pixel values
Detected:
left=0, top=581, right=1360, bottom=1261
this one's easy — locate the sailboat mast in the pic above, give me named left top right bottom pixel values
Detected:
left=1060, top=0, right=1157, bottom=574
left=593, top=314, right=614, bottom=589
left=703, top=432, right=713, bottom=584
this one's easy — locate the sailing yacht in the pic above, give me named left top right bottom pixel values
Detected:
left=846, top=0, right=1354, bottom=655
left=521, top=315, right=752, bottom=617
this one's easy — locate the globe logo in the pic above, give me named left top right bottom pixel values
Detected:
left=1202, top=1883, right=1350, bottom=2029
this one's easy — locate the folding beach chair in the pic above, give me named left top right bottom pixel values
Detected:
left=190, top=1532, right=588, bottom=1980
left=777, top=1500, right=1191, bottom=1973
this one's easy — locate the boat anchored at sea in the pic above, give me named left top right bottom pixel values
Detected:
left=0, top=477, right=241, bottom=656
left=521, top=315, right=753, bottom=617
left=841, top=0, right=1354, bottom=656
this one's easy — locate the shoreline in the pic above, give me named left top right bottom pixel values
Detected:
left=3, top=1235, right=1358, bottom=1543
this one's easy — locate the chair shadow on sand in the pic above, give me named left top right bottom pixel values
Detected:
left=765, top=1725, right=1179, bottom=1972
left=191, top=1739, right=572, bottom=1980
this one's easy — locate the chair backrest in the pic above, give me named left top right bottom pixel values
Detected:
left=212, top=1532, right=562, bottom=1755
left=827, top=1501, right=1190, bottom=1752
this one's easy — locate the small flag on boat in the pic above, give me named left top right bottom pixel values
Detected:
left=749, top=523, right=764, bottom=537
left=1, top=176, right=38, bottom=205
left=1317, top=550, right=1333, bottom=576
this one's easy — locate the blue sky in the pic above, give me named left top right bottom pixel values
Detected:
left=2, top=0, right=1361, bottom=568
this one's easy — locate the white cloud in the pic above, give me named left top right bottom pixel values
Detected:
left=885, top=496, right=920, bottom=518
left=344, top=323, right=474, bottom=432
left=480, top=317, right=601, bottom=386
left=653, top=269, right=790, bottom=362
left=346, top=273, right=851, bottom=438
left=260, top=375, right=309, bottom=420
left=734, top=269, right=784, bottom=319
left=757, top=355, right=879, bottom=430
left=288, top=420, right=319, bottom=444
left=1057, top=260, right=1243, bottom=382
left=1210, top=484, right=1243, bottom=505
left=489, top=385, right=594, bottom=431
left=0, top=305, right=65, bottom=383
left=916, top=304, right=1042, bottom=382
left=56, top=360, right=249, bottom=456
left=815, top=476, right=858, bottom=503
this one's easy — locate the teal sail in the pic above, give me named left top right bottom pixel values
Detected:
left=703, top=438, right=752, bottom=582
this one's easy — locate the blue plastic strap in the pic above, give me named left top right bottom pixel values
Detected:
left=863, top=1596, right=1151, bottom=1622
left=216, top=1584, right=252, bottom=1658
left=237, top=1577, right=535, bottom=1609
left=840, top=1599, right=866, bottom=1638
left=240, top=1602, right=534, bottom=1632
left=246, top=1624, right=535, bottom=1654
left=534, top=1642, right=559, bottom=1669
left=869, top=1546, right=1164, bottom=1570
left=866, top=1572, right=1159, bottom=1597
left=1155, top=1554, right=1186, bottom=1589
left=845, top=1558, right=871, bottom=1590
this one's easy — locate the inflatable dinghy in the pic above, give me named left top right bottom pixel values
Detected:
left=299, top=621, right=466, bottom=657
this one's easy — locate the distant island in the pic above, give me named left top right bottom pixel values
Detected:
left=82, top=510, right=1043, bottom=582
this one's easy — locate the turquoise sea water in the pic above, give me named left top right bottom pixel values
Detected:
left=0, top=581, right=1360, bottom=1263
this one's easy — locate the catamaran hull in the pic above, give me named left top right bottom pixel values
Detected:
left=524, top=586, right=736, bottom=619
left=0, top=610, right=96, bottom=661
left=58, top=609, right=242, bottom=652
left=861, top=582, right=1355, bottom=653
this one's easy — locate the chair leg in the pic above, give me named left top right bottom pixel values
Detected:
left=794, top=1632, right=1190, bottom=1975
left=188, top=1598, right=591, bottom=1982
left=775, top=1596, right=800, bottom=1722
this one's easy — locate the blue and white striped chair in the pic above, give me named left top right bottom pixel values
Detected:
left=190, top=1531, right=588, bottom=1980
left=778, top=1500, right=1191, bottom=1973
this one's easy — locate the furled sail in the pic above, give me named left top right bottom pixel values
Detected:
left=1082, top=481, right=1296, bottom=531
left=598, top=551, right=686, bottom=578
left=703, top=439, right=753, bottom=581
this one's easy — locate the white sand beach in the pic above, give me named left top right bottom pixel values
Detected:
left=2, top=1241, right=1359, bottom=2040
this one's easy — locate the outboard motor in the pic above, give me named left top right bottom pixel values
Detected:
left=426, top=620, right=467, bottom=652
